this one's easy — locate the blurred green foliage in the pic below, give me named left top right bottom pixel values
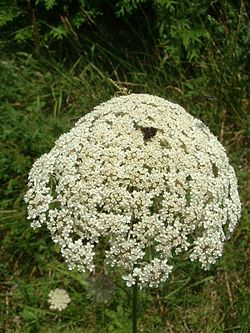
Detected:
left=1, top=1, right=249, bottom=66
left=0, top=0, right=249, bottom=332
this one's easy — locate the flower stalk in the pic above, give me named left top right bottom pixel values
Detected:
left=132, top=282, right=138, bottom=333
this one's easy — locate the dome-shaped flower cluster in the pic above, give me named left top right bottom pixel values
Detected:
left=25, top=94, right=241, bottom=288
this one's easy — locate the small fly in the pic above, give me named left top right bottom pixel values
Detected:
left=140, top=126, right=158, bottom=141
left=133, top=121, right=158, bottom=142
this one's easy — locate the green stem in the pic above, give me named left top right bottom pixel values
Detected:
left=101, top=303, right=105, bottom=326
left=132, top=282, right=138, bottom=333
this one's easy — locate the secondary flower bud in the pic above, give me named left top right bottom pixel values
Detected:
left=48, top=288, right=71, bottom=311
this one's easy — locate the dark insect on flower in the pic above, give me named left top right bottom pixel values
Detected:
left=140, top=126, right=158, bottom=141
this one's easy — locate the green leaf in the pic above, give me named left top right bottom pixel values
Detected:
left=44, top=0, right=57, bottom=10
left=14, top=26, right=33, bottom=42
left=49, top=25, right=67, bottom=40
left=0, top=6, right=21, bottom=27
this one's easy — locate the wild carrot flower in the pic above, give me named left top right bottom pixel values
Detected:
left=48, top=288, right=71, bottom=311
left=25, top=94, right=241, bottom=288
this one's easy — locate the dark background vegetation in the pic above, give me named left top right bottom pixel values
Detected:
left=0, top=1, right=249, bottom=332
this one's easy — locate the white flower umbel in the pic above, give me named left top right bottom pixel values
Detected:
left=25, top=94, right=241, bottom=288
left=48, top=288, right=71, bottom=311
